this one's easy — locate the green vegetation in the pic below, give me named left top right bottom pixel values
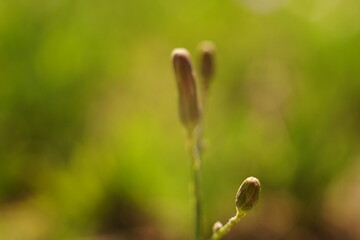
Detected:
left=1, top=0, right=360, bottom=239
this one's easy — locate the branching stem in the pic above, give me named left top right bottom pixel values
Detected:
left=209, top=211, right=246, bottom=240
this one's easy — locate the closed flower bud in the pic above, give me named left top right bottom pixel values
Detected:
left=171, top=48, right=202, bottom=133
left=199, top=41, right=215, bottom=90
left=235, top=177, right=261, bottom=212
left=212, top=221, right=223, bottom=233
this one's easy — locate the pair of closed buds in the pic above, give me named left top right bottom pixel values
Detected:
left=171, top=41, right=215, bottom=134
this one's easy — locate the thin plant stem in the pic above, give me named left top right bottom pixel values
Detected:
left=209, top=211, right=246, bottom=240
left=187, top=128, right=203, bottom=240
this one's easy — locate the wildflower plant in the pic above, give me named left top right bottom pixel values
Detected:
left=171, top=42, right=261, bottom=240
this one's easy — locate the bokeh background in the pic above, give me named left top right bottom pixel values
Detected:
left=1, top=0, right=360, bottom=239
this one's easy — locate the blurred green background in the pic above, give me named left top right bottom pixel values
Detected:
left=1, top=0, right=360, bottom=239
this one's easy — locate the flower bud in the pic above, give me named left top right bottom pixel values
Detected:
left=212, top=221, right=223, bottom=233
left=235, top=177, right=261, bottom=212
left=171, top=48, right=202, bottom=132
left=199, top=41, right=215, bottom=90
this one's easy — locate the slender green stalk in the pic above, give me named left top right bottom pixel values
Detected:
left=187, top=128, right=203, bottom=240
left=209, top=211, right=246, bottom=240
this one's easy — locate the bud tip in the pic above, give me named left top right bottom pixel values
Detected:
left=199, top=40, right=215, bottom=53
left=171, top=48, right=190, bottom=60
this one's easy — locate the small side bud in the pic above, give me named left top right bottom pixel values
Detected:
left=235, top=177, right=261, bottom=212
left=171, top=48, right=202, bottom=133
left=198, top=41, right=215, bottom=90
left=212, top=221, right=223, bottom=233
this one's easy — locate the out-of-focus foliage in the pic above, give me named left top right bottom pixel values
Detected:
left=1, top=0, right=360, bottom=239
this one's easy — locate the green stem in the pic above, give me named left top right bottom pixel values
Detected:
left=209, top=211, right=246, bottom=240
left=187, top=128, right=203, bottom=240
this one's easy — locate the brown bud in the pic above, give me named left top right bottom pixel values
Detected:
left=171, top=48, right=202, bottom=132
left=235, top=177, right=261, bottom=212
left=199, top=41, right=215, bottom=90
